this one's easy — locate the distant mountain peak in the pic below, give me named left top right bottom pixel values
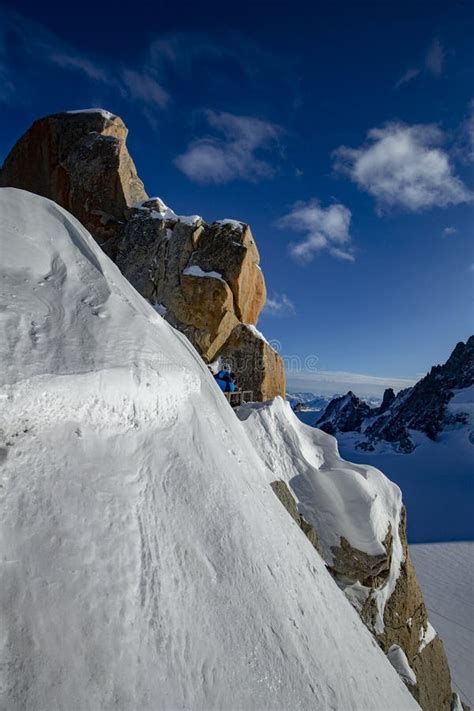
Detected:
left=315, top=337, right=474, bottom=452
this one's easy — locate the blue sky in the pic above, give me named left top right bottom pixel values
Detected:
left=1, top=0, right=473, bottom=396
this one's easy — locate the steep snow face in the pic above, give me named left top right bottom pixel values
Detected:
left=0, top=188, right=420, bottom=711
left=238, top=398, right=405, bottom=634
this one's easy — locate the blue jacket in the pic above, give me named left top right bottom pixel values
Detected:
left=214, top=370, right=236, bottom=393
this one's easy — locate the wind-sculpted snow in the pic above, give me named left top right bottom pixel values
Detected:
left=238, top=397, right=405, bottom=634
left=0, top=189, right=420, bottom=710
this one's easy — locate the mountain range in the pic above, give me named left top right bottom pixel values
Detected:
left=314, top=337, right=474, bottom=453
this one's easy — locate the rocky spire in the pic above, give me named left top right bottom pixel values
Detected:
left=0, top=110, right=285, bottom=400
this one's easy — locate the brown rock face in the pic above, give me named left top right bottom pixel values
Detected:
left=378, top=511, right=454, bottom=711
left=218, top=324, right=285, bottom=400
left=186, top=222, right=266, bottom=324
left=330, top=528, right=392, bottom=588
left=0, top=110, right=284, bottom=399
left=333, top=508, right=456, bottom=711
left=0, top=110, right=147, bottom=244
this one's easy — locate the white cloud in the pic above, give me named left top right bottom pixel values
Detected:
left=263, top=293, right=295, bottom=316
left=334, top=122, right=473, bottom=212
left=425, top=37, right=444, bottom=76
left=395, top=68, right=420, bottom=88
left=442, top=226, right=457, bottom=237
left=174, top=110, right=281, bottom=184
left=122, top=69, right=169, bottom=108
left=277, top=200, right=354, bottom=263
left=286, top=369, right=416, bottom=398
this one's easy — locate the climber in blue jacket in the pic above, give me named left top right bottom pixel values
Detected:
left=214, top=368, right=236, bottom=393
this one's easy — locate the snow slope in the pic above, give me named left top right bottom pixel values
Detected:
left=238, top=397, right=405, bottom=635
left=411, top=542, right=474, bottom=708
left=0, top=188, right=420, bottom=710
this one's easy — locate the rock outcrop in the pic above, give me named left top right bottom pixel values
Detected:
left=354, top=509, right=455, bottom=711
left=0, top=110, right=284, bottom=399
left=315, top=337, right=474, bottom=452
left=0, top=110, right=147, bottom=245
left=218, top=324, right=285, bottom=401
left=326, top=508, right=457, bottom=710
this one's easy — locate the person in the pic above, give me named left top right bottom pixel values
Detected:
left=214, top=367, right=236, bottom=393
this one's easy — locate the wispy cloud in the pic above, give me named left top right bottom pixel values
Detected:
left=277, top=200, right=354, bottom=263
left=0, top=7, right=168, bottom=116
left=48, top=52, right=110, bottom=82
left=174, top=110, right=282, bottom=184
left=122, top=69, right=169, bottom=108
left=395, top=37, right=445, bottom=88
left=333, top=122, right=473, bottom=212
left=442, top=226, right=457, bottom=237
left=395, top=68, right=420, bottom=88
left=263, top=293, right=295, bottom=316
left=425, top=37, right=444, bottom=76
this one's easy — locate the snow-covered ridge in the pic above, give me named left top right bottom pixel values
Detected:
left=0, top=188, right=419, bottom=710
left=238, top=397, right=405, bottom=634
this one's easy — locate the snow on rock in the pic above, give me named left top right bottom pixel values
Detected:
left=238, top=397, right=405, bottom=635
left=244, top=323, right=269, bottom=344
left=67, top=108, right=117, bottom=120
left=215, top=218, right=245, bottom=230
left=387, top=645, right=417, bottom=686
left=182, top=264, right=224, bottom=281
left=419, top=621, right=437, bottom=653
left=137, top=197, right=202, bottom=226
left=0, top=188, right=420, bottom=711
